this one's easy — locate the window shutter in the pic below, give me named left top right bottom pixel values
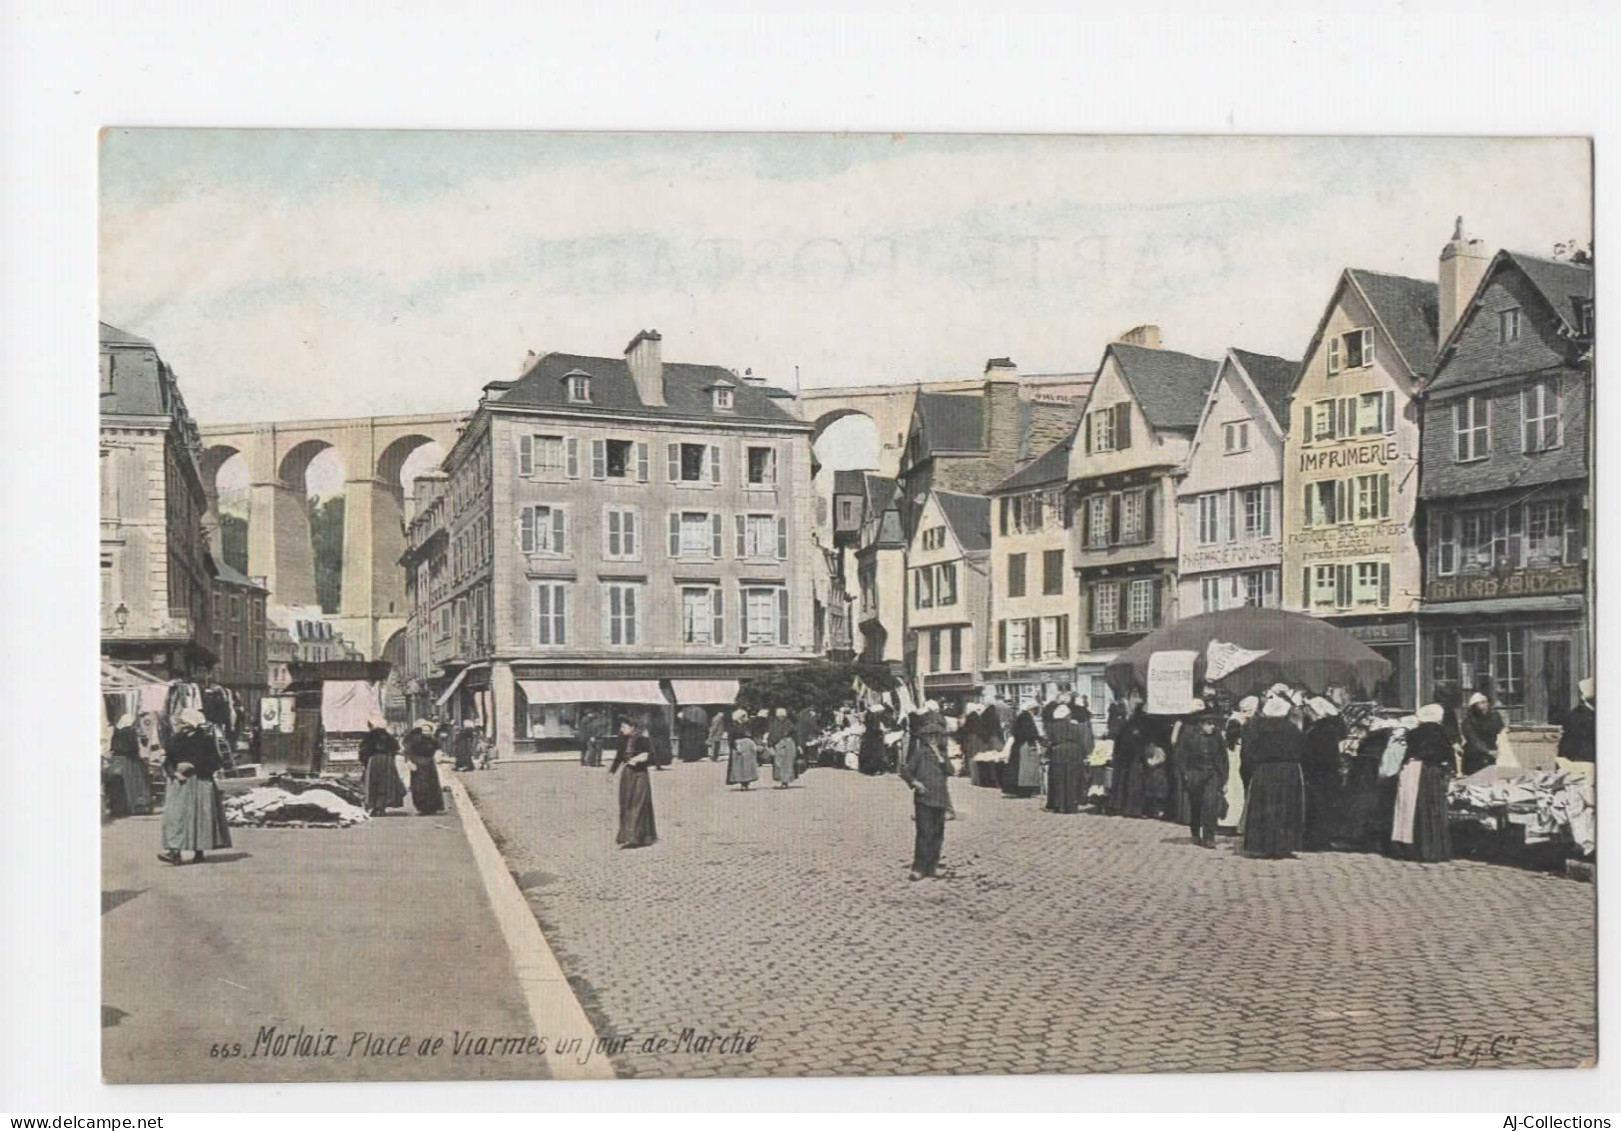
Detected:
left=735, top=514, right=746, bottom=558
left=1336, top=564, right=1352, bottom=609
left=739, top=586, right=749, bottom=643
left=606, top=510, right=620, bottom=556
left=1108, top=493, right=1121, bottom=545
left=1328, top=336, right=1340, bottom=375
left=1366, top=334, right=1375, bottom=366
left=1379, top=563, right=1391, bottom=608
left=1143, top=488, right=1155, bottom=543
left=1080, top=496, right=1090, bottom=546
left=603, top=587, right=615, bottom=646
left=1063, top=493, right=1074, bottom=530
left=1151, top=578, right=1164, bottom=626
left=1301, top=405, right=1313, bottom=446
left=999, top=497, right=1010, bottom=536
left=769, top=448, right=779, bottom=485
left=591, top=440, right=606, bottom=479
left=667, top=443, right=680, bottom=482
left=624, top=511, right=636, bottom=557
left=712, top=587, right=724, bottom=645
left=637, top=443, right=649, bottom=482
left=520, top=507, right=535, bottom=553
left=1057, top=614, right=1069, bottom=657
left=535, top=583, right=549, bottom=644
left=1384, top=392, right=1396, bottom=435
left=552, top=509, right=566, bottom=554
left=1083, top=413, right=1093, bottom=455
left=710, top=445, right=722, bottom=485
left=712, top=513, right=723, bottom=558
left=998, top=619, right=1007, bottom=663
left=519, top=434, right=533, bottom=476
left=1116, top=403, right=1132, bottom=448
left=1301, top=567, right=1310, bottom=607
left=565, top=437, right=579, bottom=478
left=1379, top=474, right=1390, bottom=520
left=776, top=516, right=788, bottom=560
left=778, top=588, right=790, bottom=645
left=625, top=586, right=638, bottom=646
left=669, top=512, right=681, bottom=557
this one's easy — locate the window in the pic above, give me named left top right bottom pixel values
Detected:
left=1526, top=499, right=1567, bottom=564
left=1127, top=579, right=1157, bottom=631
left=838, top=498, right=858, bottom=526
left=915, top=567, right=934, bottom=609
left=1354, top=562, right=1382, bottom=605
left=1007, top=553, right=1027, bottom=598
left=1119, top=491, right=1144, bottom=543
left=739, top=513, right=786, bottom=559
left=1223, top=420, right=1251, bottom=453
left=928, top=628, right=942, bottom=672
left=1043, top=549, right=1064, bottom=595
left=949, top=627, right=963, bottom=672
left=921, top=525, right=946, bottom=551
left=1313, top=400, right=1336, bottom=442
left=746, top=447, right=778, bottom=486
left=1020, top=493, right=1046, bottom=532
left=1197, top=493, right=1226, bottom=545
left=742, top=586, right=790, bottom=646
left=1304, top=480, right=1342, bottom=528
left=596, top=439, right=646, bottom=480
left=1354, top=473, right=1391, bottom=522
left=1453, top=395, right=1491, bottom=462
left=1499, top=308, right=1521, bottom=344
left=1241, top=569, right=1277, bottom=608
left=1310, top=564, right=1337, bottom=607
left=602, top=583, right=640, bottom=646
left=1358, top=391, right=1396, bottom=436
left=1435, top=512, right=1457, bottom=576
left=713, top=386, right=734, bottom=410
left=672, top=511, right=721, bottom=557
left=1201, top=577, right=1223, bottom=613
left=520, top=434, right=569, bottom=477
left=673, top=443, right=709, bottom=482
left=1241, top=486, right=1272, bottom=538
left=603, top=508, right=639, bottom=560
left=520, top=505, right=567, bottom=554
left=936, top=562, right=958, bottom=606
left=1522, top=380, right=1561, bottom=452
left=1086, top=495, right=1110, bottom=549
left=1092, top=583, right=1119, bottom=634
left=568, top=374, right=592, bottom=402
left=1087, top=402, right=1131, bottom=453
left=1006, top=618, right=1029, bottom=663
left=681, top=587, right=724, bottom=645
left=1343, top=328, right=1374, bottom=369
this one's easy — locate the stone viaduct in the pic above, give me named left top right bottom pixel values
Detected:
left=198, top=413, right=466, bottom=660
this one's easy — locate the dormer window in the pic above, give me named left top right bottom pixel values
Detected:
left=565, top=370, right=592, bottom=402
left=713, top=385, right=734, bottom=410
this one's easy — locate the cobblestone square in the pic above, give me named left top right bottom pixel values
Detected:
left=465, top=760, right=1596, bottom=1079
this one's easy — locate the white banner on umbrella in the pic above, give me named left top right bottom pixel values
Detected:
left=1146, top=650, right=1199, bottom=715
left=1205, top=639, right=1272, bottom=682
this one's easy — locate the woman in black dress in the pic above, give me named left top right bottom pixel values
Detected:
left=608, top=715, right=658, bottom=848
left=858, top=708, right=890, bottom=776
left=1390, top=704, right=1454, bottom=863
left=1110, top=705, right=1151, bottom=818
left=358, top=718, right=405, bottom=817
left=1003, top=701, right=1044, bottom=798
left=403, top=719, right=445, bottom=815
left=1241, top=697, right=1306, bottom=859
left=157, top=708, right=232, bottom=865
left=1044, top=704, right=1088, bottom=814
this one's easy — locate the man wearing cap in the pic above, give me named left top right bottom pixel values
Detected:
left=899, top=705, right=954, bottom=880
left=1559, top=678, right=1596, bottom=763
left=1176, top=708, right=1229, bottom=847
left=1460, top=691, right=1505, bottom=776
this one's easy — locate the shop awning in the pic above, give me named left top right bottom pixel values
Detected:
left=518, top=679, right=667, bottom=705
left=668, top=679, right=740, bottom=705
left=436, top=667, right=469, bottom=707
left=101, top=659, right=164, bottom=689
left=1419, top=596, right=1586, bottom=618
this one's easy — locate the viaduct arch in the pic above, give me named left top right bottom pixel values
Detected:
left=199, top=412, right=466, bottom=659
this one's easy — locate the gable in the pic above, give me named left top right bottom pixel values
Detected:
left=1430, top=255, right=1593, bottom=395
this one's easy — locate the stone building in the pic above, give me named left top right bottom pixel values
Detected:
left=1068, top=340, right=1221, bottom=706
left=983, top=437, right=1078, bottom=707
left=1175, top=349, right=1297, bottom=617
left=905, top=489, right=992, bottom=708
left=434, top=330, right=817, bottom=759
left=1281, top=267, right=1439, bottom=705
left=399, top=469, right=451, bottom=722
left=208, top=560, right=269, bottom=718
left=99, top=322, right=216, bottom=678
left=854, top=474, right=908, bottom=672
left=1416, top=244, right=1594, bottom=724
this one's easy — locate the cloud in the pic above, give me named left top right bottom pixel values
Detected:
left=99, top=132, right=1591, bottom=423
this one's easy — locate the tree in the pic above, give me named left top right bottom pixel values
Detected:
left=734, top=660, right=898, bottom=718
left=306, top=495, right=345, bottom=613
left=1553, top=239, right=1593, bottom=266
left=219, top=513, right=249, bottom=575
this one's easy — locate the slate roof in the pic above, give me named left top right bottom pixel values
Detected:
left=1106, top=342, right=1222, bottom=433
left=862, top=475, right=905, bottom=547
left=210, top=557, right=267, bottom=591
left=493, top=351, right=805, bottom=426
left=1503, top=251, right=1593, bottom=334
left=992, top=435, right=1073, bottom=494
left=832, top=469, right=867, bottom=495
left=1347, top=269, right=1440, bottom=379
left=934, top=491, right=992, bottom=553
left=915, top=391, right=984, bottom=454
left=1229, top=348, right=1300, bottom=426
left=100, top=321, right=153, bottom=347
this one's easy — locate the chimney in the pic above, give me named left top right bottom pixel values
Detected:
left=624, top=329, right=665, bottom=407
left=1439, top=216, right=1491, bottom=340
left=1114, top=324, right=1162, bottom=349
left=741, top=366, right=768, bottom=388
left=519, top=348, right=537, bottom=376
left=982, top=357, right=1022, bottom=453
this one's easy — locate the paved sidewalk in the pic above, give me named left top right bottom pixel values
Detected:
left=466, top=760, right=1596, bottom=1079
left=101, top=790, right=552, bottom=1084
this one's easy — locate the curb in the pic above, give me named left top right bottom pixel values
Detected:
left=444, top=773, right=617, bottom=1080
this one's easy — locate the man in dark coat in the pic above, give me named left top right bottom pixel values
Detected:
left=1460, top=692, right=1505, bottom=776
left=899, top=714, right=953, bottom=880
left=1176, top=711, right=1229, bottom=847
left=1559, top=679, right=1596, bottom=762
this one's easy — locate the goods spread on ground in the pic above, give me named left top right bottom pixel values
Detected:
left=223, top=783, right=370, bottom=828
left=1448, top=764, right=1595, bottom=857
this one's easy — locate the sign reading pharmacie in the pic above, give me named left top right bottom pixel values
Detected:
left=1181, top=539, right=1283, bottom=572
left=1427, top=564, right=1583, bottom=602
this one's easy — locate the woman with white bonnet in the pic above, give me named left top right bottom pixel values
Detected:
left=157, top=708, right=231, bottom=866
left=726, top=709, right=759, bottom=790
left=767, top=706, right=799, bottom=788
left=1460, top=691, right=1505, bottom=777
left=1240, top=696, right=1306, bottom=859
left=1003, top=699, right=1044, bottom=798
left=1389, top=704, right=1453, bottom=863
left=358, top=716, right=405, bottom=817
left=106, top=711, right=154, bottom=817
left=403, top=719, right=444, bottom=815
left=1044, top=701, right=1089, bottom=814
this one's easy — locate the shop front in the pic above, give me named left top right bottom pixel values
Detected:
left=1419, top=594, right=1588, bottom=726
left=1333, top=616, right=1414, bottom=708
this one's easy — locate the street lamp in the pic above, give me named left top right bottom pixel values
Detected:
left=114, top=603, right=129, bottom=631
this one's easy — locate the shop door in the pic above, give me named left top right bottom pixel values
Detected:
left=1537, top=637, right=1573, bottom=725
left=1369, top=646, right=1403, bottom=707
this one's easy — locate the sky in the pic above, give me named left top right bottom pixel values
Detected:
left=101, top=131, right=1591, bottom=494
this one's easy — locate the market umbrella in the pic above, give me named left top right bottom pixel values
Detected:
left=1104, top=607, right=1394, bottom=700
